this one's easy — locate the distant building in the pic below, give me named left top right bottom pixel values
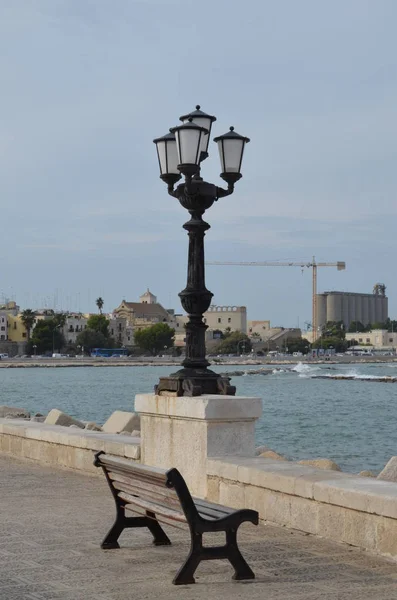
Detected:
left=346, top=330, right=397, bottom=349
left=203, top=305, right=247, bottom=334
left=6, top=314, right=28, bottom=342
left=247, top=320, right=271, bottom=340
left=113, top=290, right=175, bottom=335
left=316, top=288, right=388, bottom=331
left=63, top=313, right=88, bottom=345
left=0, top=312, right=8, bottom=341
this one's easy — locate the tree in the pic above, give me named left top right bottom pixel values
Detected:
left=348, top=321, right=366, bottom=333
left=96, top=297, right=104, bottom=314
left=76, top=329, right=108, bottom=353
left=27, top=317, right=65, bottom=355
left=134, top=323, right=175, bottom=355
left=87, top=314, right=110, bottom=337
left=20, top=309, right=36, bottom=341
left=213, top=331, right=251, bottom=355
left=286, top=339, right=311, bottom=354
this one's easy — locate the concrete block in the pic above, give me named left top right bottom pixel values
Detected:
left=289, top=495, right=318, bottom=534
left=45, top=409, right=85, bottom=429
left=124, top=444, right=140, bottom=460
left=102, top=411, right=140, bottom=434
left=0, top=405, right=30, bottom=419
left=343, top=510, right=377, bottom=551
left=378, top=456, right=397, bottom=482
left=219, top=481, right=245, bottom=509
left=298, top=458, right=341, bottom=471
left=317, top=503, right=345, bottom=542
left=85, top=422, right=102, bottom=431
left=376, top=517, right=397, bottom=559
left=206, top=476, right=220, bottom=502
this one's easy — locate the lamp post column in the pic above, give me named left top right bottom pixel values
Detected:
left=179, top=209, right=212, bottom=370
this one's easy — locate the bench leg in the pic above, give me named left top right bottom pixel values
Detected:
left=226, top=529, right=255, bottom=580
left=173, top=533, right=202, bottom=585
left=146, top=511, right=171, bottom=546
left=101, top=513, right=125, bottom=549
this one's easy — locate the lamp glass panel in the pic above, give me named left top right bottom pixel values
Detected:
left=156, top=140, right=167, bottom=175
left=176, top=128, right=202, bottom=165
left=166, top=139, right=180, bottom=174
left=183, top=116, right=212, bottom=153
left=219, top=138, right=245, bottom=173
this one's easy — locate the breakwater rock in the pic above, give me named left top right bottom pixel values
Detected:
left=314, top=375, right=397, bottom=383
left=220, top=369, right=273, bottom=377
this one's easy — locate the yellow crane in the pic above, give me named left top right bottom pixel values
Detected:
left=206, top=256, right=346, bottom=342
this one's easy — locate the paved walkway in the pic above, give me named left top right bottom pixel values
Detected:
left=1, top=455, right=397, bottom=600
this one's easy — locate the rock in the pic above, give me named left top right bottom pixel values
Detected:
left=119, top=430, right=131, bottom=436
left=255, top=445, right=270, bottom=456
left=84, top=422, right=102, bottom=431
left=259, top=450, right=288, bottom=461
left=0, top=405, right=30, bottom=419
left=298, top=459, right=341, bottom=471
left=359, top=470, right=376, bottom=478
left=102, top=411, right=140, bottom=434
left=377, top=456, right=397, bottom=482
left=45, top=409, right=85, bottom=429
left=33, top=412, right=43, bottom=417
left=31, top=416, right=45, bottom=423
left=69, top=425, right=80, bottom=429
left=130, top=430, right=141, bottom=437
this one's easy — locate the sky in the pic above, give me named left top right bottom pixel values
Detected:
left=1, top=0, right=396, bottom=327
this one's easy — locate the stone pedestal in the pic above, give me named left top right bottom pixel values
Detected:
left=135, top=393, right=262, bottom=497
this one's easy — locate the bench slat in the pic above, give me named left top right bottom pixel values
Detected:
left=108, top=472, right=178, bottom=501
left=112, top=480, right=181, bottom=511
left=124, top=504, right=189, bottom=531
left=118, top=492, right=187, bottom=524
left=98, top=455, right=167, bottom=483
left=195, top=503, right=232, bottom=520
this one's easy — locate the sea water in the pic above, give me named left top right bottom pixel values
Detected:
left=1, top=362, right=397, bottom=474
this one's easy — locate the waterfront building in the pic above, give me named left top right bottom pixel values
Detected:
left=203, top=305, right=247, bottom=334
left=6, top=314, right=28, bottom=342
left=63, top=313, right=88, bottom=345
left=113, top=290, right=175, bottom=333
left=0, top=312, right=8, bottom=341
left=247, top=320, right=271, bottom=340
left=345, top=330, right=397, bottom=350
left=316, top=289, right=388, bottom=331
left=0, top=301, right=19, bottom=316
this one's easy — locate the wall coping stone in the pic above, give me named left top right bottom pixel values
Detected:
left=207, top=456, right=397, bottom=520
left=0, top=418, right=141, bottom=459
left=135, top=393, right=262, bottom=421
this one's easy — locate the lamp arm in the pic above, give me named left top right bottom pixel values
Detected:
left=216, top=183, right=234, bottom=200
left=167, top=183, right=179, bottom=198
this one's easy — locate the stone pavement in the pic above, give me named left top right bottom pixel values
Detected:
left=1, top=455, right=397, bottom=600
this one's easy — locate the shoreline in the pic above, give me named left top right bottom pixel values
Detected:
left=1, top=356, right=396, bottom=368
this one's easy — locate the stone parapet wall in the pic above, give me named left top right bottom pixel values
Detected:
left=207, top=456, right=397, bottom=561
left=0, top=419, right=140, bottom=475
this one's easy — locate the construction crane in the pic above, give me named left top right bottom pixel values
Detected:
left=206, top=256, right=346, bottom=342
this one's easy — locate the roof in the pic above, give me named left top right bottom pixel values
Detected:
left=117, top=302, right=170, bottom=319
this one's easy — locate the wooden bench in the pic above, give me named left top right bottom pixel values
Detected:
left=94, top=452, right=258, bottom=585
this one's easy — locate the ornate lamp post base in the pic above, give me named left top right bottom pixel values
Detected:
left=155, top=368, right=236, bottom=397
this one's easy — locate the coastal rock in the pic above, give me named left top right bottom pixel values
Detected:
left=377, top=457, right=397, bottom=482
left=359, top=470, right=376, bottom=478
left=45, top=409, right=85, bottom=429
left=102, top=411, right=140, bottom=434
left=0, top=405, right=30, bottom=419
left=119, top=430, right=131, bottom=436
left=255, top=445, right=270, bottom=456
left=259, top=450, right=288, bottom=461
left=298, top=459, right=341, bottom=471
left=130, top=430, right=141, bottom=437
left=85, top=422, right=102, bottom=431
left=31, top=416, right=45, bottom=423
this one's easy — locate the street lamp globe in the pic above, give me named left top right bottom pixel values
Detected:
left=179, top=105, right=217, bottom=161
left=153, top=131, right=181, bottom=187
left=213, top=126, right=250, bottom=185
left=170, top=119, right=209, bottom=176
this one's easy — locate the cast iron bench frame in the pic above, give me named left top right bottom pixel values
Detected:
left=94, top=451, right=258, bottom=585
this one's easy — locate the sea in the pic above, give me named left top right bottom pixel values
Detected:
left=1, top=361, right=397, bottom=475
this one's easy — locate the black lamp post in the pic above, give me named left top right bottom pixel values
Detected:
left=153, top=105, right=250, bottom=397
